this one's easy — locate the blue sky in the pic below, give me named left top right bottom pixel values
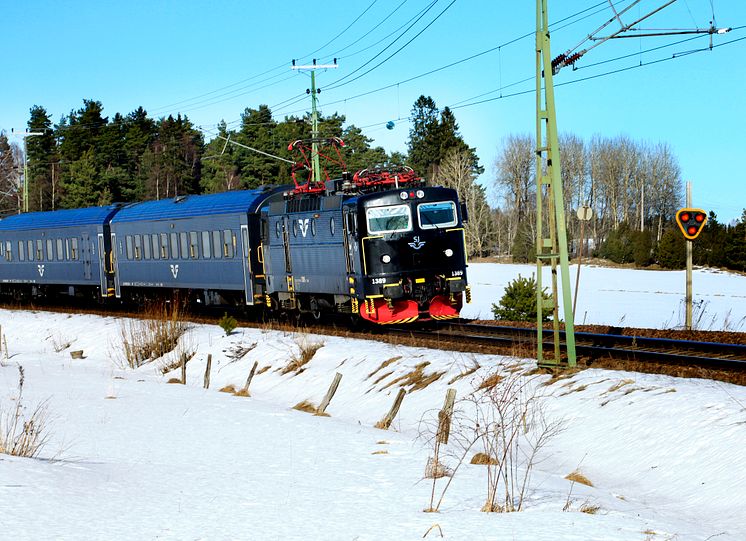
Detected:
left=2, top=0, right=744, bottom=222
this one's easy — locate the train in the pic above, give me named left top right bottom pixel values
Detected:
left=0, top=147, right=470, bottom=324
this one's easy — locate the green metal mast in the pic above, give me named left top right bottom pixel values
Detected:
left=309, top=70, right=322, bottom=185
left=291, top=59, right=338, bottom=186
left=535, top=0, right=576, bottom=367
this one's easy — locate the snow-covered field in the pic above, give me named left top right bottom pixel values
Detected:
left=464, top=263, right=746, bottom=331
left=1, top=263, right=745, bottom=540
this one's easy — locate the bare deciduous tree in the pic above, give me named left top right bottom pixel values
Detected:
left=435, top=149, right=497, bottom=257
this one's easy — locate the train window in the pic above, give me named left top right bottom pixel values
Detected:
left=330, top=217, right=335, bottom=236
left=201, top=231, right=211, bottom=259
left=0, top=241, right=3, bottom=257
left=223, top=230, right=233, bottom=258
left=212, top=230, right=221, bottom=259
left=46, top=239, right=53, bottom=261
left=161, top=234, right=169, bottom=259
left=275, top=220, right=281, bottom=239
left=181, top=232, right=189, bottom=259
left=18, top=241, right=25, bottom=261
left=418, top=201, right=457, bottom=230
left=56, top=239, right=63, bottom=261
left=28, top=240, right=34, bottom=261
left=71, top=238, right=79, bottom=260
left=65, top=239, right=70, bottom=260
left=36, top=240, right=43, bottom=261
left=126, top=236, right=133, bottom=260
left=133, top=235, right=141, bottom=260
left=151, top=234, right=159, bottom=260
left=143, top=235, right=151, bottom=260
left=189, top=232, right=198, bottom=259
left=311, top=219, right=317, bottom=237
left=5, top=241, right=11, bottom=262
left=292, top=220, right=298, bottom=238
left=366, top=205, right=412, bottom=234
left=170, top=233, right=179, bottom=259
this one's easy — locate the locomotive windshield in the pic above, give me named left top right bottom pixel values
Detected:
left=418, top=201, right=457, bottom=229
left=366, top=205, right=412, bottom=234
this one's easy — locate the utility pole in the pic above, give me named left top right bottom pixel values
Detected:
left=535, top=0, right=576, bottom=367
left=685, top=181, right=693, bottom=330
left=11, top=129, right=43, bottom=213
left=291, top=59, right=338, bottom=185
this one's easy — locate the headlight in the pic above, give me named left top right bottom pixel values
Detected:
left=399, top=191, right=409, bottom=200
left=381, top=254, right=391, bottom=263
left=416, top=189, right=425, bottom=198
left=444, top=249, right=453, bottom=257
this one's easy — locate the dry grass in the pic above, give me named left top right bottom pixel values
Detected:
left=376, top=440, right=389, bottom=445
left=371, top=450, right=388, bottom=455
left=478, top=372, right=503, bottom=391
left=447, top=362, right=481, bottom=385
left=565, top=470, right=594, bottom=487
left=367, top=356, right=402, bottom=379
left=233, top=388, right=250, bottom=397
left=383, top=362, right=446, bottom=392
left=470, top=452, right=499, bottom=465
left=166, top=378, right=182, bottom=384
left=605, top=379, right=635, bottom=393
left=257, top=365, right=271, bottom=375
left=0, top=366, right=51, bottom=459
left=219, top=385, right=238, bottom=394
left=580, top=502, right=601, bottom=514
left=372, top=370, right=394, bottom=386
left=118, top=301, right=188, bottom=369
left=281, top=337, right=324, bottom=375
left=292, top=400, right=318, bottom=413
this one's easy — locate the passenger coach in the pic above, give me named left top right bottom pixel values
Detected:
left=0, top=205, right=120, bottom=300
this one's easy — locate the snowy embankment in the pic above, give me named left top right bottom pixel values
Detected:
left=1, top=263, right=746, bottom=540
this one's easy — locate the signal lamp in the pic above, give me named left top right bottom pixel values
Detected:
left=675, top=208, right=707, bottom=240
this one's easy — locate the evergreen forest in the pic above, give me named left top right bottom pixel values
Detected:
left=0, top=96, right=744, bottom=272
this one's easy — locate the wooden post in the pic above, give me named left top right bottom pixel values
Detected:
left=317, top=372, right=342, bottom=415
left=241, top=360, right=259, bottom=395
left=377, top=388, right=406, bottom=430
left=203, top=354, right=212, bottom=389
left=436, top=388, right=457, bottom=444
left=181, top=353, right=187, bottom=385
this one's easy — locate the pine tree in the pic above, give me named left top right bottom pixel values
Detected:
left=26, top=106, right=56, bottom=211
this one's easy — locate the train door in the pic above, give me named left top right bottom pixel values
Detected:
left=282, top=217, right=292, bottom=274
left=111, top=233, right=121, bottom=298
left=342, top=208, right=357, bottom=274
left=97, top=233, right=108, bottom=297
left=241, top=224, right=253, bottom=305
left=82, top=232, right=92, bottom=280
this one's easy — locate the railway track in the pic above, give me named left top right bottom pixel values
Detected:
left=4, top=302, right=746, bottom=381
left=388, top=322, right=746, bottom=373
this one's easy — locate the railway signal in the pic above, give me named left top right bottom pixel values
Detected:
left=675, top=208, right=708, bottom=240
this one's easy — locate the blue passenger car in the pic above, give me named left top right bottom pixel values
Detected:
left=109, top=189, right=282, bottom=305
left=0, top=205, right=121, bottom=299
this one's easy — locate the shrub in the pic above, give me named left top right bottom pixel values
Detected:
left=219, top=312, right=238, bottom=336
left=492, top=274, right=552, bottom=322
left=118, top=301, right=188, bottom=368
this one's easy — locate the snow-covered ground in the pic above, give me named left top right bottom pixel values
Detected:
left=464, top=263, right=746, bottom=331
left=1, top=263, right=745, bottom=540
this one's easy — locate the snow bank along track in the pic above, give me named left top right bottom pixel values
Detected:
left=387, top=322, right=746, bottom=373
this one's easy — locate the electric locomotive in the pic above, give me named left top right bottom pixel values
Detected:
left=260, top=159, right=470, bottom=324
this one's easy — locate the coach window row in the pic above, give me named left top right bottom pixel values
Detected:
left=0, top=237, right=80, bottom=262
left=123, top=230, right=236, bottom=261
